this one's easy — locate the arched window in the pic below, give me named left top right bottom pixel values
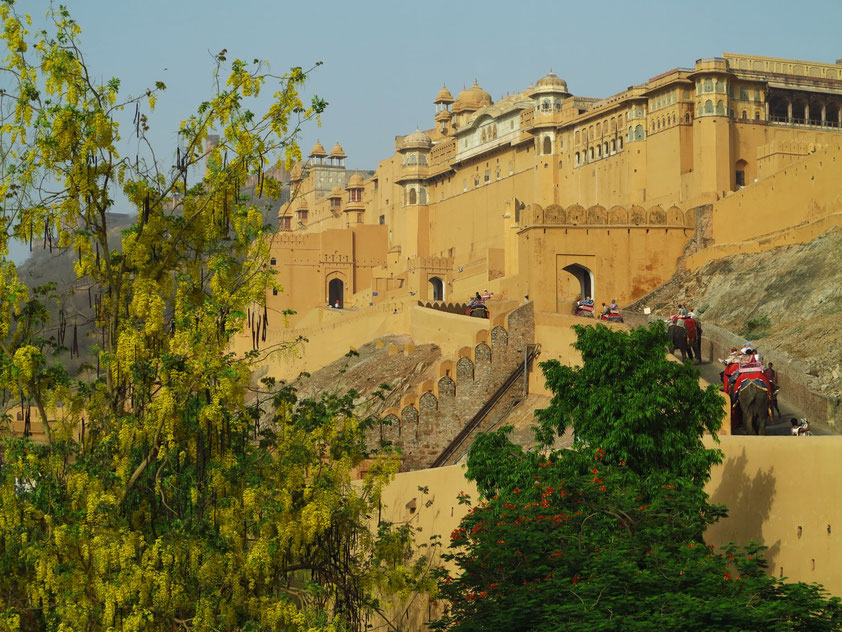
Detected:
left=741, top=110, right=747, bottom=119
left=704, top=100, right=713, bottom=114
left=575, top=152, right=580, bottom=166
left=754, top=111, right=760, bottom=120
left=716, top=100, right=725, bottom=115
left=704, top=79, right=713, bottom=92
left=496, top=167, right=501, bottom=179
left=484, top=169, right=490, bottom=183
left=543, top=136, right=552, bottom=154
left=474, top=175, right=480, bottom=187
left=575, top=130, right=580, bottom=144
left=684, top=113, right=690, bottom=123
left=429, top=277, right=444, bottom=301
left=270, top=257, right=277, bottom=266
left=603, top=142, right=609, bottom=155
left=328, top=278, right=344, bottom=308
left=589, top=147, right=594, bottom=160
left=618, top=137, right=623, bottom=150
left=409, top=188, right=417, bottom=205
left=735, top=159, right=748, bottom=187
left=419, top=187, right=427, bottom=204
left=634, top=125, right=644, bottom=140
left=596, top=145, right=601, bottom=158
left=610, top=139, right=616, bottom=153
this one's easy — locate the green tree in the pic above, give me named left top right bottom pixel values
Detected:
left=536, top=321, right=725, bottom=485
left=0, top=5, right=426, bottom=631
left=433, top=323, right=842, bottom=631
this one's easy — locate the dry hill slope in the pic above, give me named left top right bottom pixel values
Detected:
left=289, top=335, right=441, bottom=418
left=630, top=227, right=842, bottom=400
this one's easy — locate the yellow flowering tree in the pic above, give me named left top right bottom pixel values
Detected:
left=0, top=5, right=426, bottom=631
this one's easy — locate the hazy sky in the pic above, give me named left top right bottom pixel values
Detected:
left=50, top=0, right=841, bottom=174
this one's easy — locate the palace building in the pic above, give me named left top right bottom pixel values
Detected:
left=266, top=53, right=842, bottom=324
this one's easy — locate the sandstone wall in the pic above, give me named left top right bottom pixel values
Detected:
left=375, top=303, right=534, bottom=470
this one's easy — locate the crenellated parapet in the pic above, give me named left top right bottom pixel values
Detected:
left=373, top=302, right=534, bottom=470
left=522, top=202, right=694, bottom=228
left=407, top=255, right=452, bottom=273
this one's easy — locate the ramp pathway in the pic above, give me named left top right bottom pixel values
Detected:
left=688, top=356, right=829, bottom=436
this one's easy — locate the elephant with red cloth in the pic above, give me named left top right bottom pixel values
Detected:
left=667, top=315, right=699, bottom=363
left=728, top=363, right=773, bottom=435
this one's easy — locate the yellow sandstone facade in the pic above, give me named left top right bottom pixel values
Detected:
left=265, top=52, right=842, bottom=328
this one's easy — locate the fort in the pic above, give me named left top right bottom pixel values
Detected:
left=230, top=51, right=842, bottom=601
left=11, top=50, right=842, bottom=609
left=258, top=52, right=842, bottom=330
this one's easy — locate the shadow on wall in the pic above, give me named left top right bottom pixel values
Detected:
left=707, top=446, right=780, bottom=564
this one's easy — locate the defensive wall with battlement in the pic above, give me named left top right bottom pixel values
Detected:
left=374, top=302, right=534, bottom=470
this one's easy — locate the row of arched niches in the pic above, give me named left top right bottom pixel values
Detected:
left=522, top=203, right=695, bottom=228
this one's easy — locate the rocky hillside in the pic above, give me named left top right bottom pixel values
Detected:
left=287, top=335, right=442, bottom=418
left=630, top=227, right=842, bottom=400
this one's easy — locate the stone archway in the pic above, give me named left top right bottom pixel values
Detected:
left=735, top=159, right=748, bottom=187
left=557, top=262, right=594, bottom=312
left=429, top=276, right=444, bottom=302
left=328, top=278, right=344, bottom=308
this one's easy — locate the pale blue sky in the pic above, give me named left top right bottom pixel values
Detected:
left=52, top=0, right=842, bottom=174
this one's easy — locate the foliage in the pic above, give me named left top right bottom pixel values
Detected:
left=433, top=323, right=842, bottom=631
left=0, top=5, right=426, bottom=631
left=740, top=315, right=772, bottom=340
left=535, top=322, right=724, bottom=486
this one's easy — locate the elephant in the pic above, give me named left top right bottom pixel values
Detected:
left=467, top=304, right=489, bottom=319
left=736, top=381, right=770, bottom=435
left=668, top=323, right=695, bottom=362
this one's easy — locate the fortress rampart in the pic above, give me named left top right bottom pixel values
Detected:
left=375, top=303, right=534, bottom=470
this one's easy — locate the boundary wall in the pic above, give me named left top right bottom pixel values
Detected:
left=241, top=300, right=508, bottom=382
left=375, top=303, right=534, bottom=470
left=379, top=436, right=842, bottom=618
left=686, top=142, right=842, bottom=271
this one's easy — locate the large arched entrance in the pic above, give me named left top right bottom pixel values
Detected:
left=429, top=276, right=444, bottom=301
left=559, top=263, right=594, bottom=311
left=328, top=278, right=344, bottom=308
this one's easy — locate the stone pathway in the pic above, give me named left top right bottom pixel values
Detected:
left=690, top=356, right=829, bottom=436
